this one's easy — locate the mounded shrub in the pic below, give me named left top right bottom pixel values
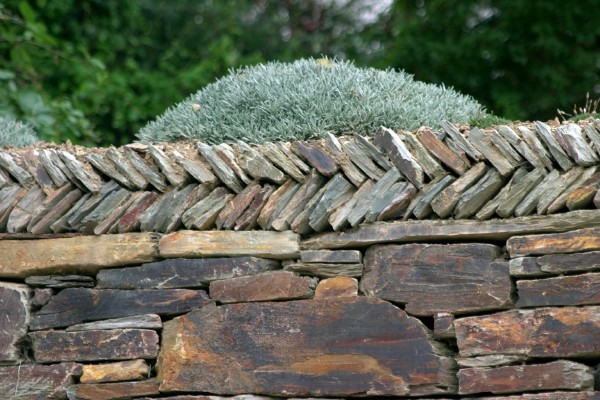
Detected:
left=137, top=58, right=485, bottom=144
left=0, top=116, right=39, bottom=148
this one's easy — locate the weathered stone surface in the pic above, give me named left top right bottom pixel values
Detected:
left=0, top=166, right=10, bottom=189
left=216, top=183, right=262, bottom=230
left=585, top=122, right=600, bottom=155
left=67, top=379, right=160, bottom=399
left=210, top=271, right=317, bottom=303
left=537, top=251, right=600, bottom=273
left=30, top=288, right=210, bottom=330
left=361, top=244, right=511, bottom=316
left=417, top=127, right=469, bottom=175
left=469, top=128, right=515, bottom=176
left=514, top=169, right=561, bottom=216
left=157, top=297, right=455, bottom=396
left=236, top=141, right=286, bottom=184
left=47, top=148, right=86, bottom=191
left=114, top=191, right=159, bottom=233
left=259, top=142, right=306, bottom=183
left=0, top=282, right=30, bottom=363
left=172, top=149, right=219, bottom=185
left=271, top=170, right=325, bottom=231
left=474, top=392, right=600, bottom=400
left=25, top=274, right=94, bottom=288
left=347, top=167, right=402, bottom=226
left=24, top=184, right=73, bottom=232
left=517, top=126, right=555, bottom=171
left=160, top=230, right=299, bottom=259
left=29, top=187, right=84, bottom=234
left=197, top=142, right=244, bottom=193
left=377, top=182, right=417, bottom=221
left=0, top=232, right=159, bottom=278
left=21, top=150, right=55, bottom=194
left=352, top=133, right=393, bottom=170
left=39, top=149, right=69, bottom=187
left=535, top=121, right=575, bottom=170
left=80, top=188, right=132, bottom=234
left=508, top=257, right=544, bottom=277
left=277, top=142, right=311, bottom=173
left=407, top=174, right=455, bottom=219
left=215, top=143, right=253, bottom=185
left=314, top=277, right=358, bottom=299
left=547, top=166, right=598, bottom=213
left=308, top=173, right=355, bottom=231
left=475, top=167, right=528, bottom=220
left=441, top=120, right=483, bottom=161
left=433, top=313, right=455, bottom=339
left=30, top=329, right=159, bottom=363
left=458, top=360, right=594, bottom=395
left=124, top=147, right=169, bottom=192
left=496, top=168, right=544, bottom=218
left=80, top=359, right=150, bottom=383
left=456, top=355, right=527, bottom=368
left=235, top=184, right=274, bottom=230
left=363, top=181, right=405, bottom=223
left=0, top=152, right=35, bottom=187
left=182, top=187, right=234, bottom=230
left=148, top=144, right=191, bottom=187
left=490, top=129, right=524, bottom=165
left=454, top=168, right=504, bottom=219
left=66, top=314, right=162, bottom=332
left=290, top=141, right=338, bottom=176
left=0, top=185, right=25, bottom=230
left=507, top=226, right=600, bottom=257
left=516, top=273, right=600, bottom=307
left=257, top=180, right=299, bottom=229
left=431, top=162, right=487, bottom=218
left=97, top=257, right=279, bottom=289
left=85, top=152, right=137, bottom=189
left=323, top=134, right=366, bottom=186
left=0, top=362, right=81, bottom=399
left=403, top=132, right=446, bottom=179
left=455, top=306, right=600, bottom=358
left=300, top=250, right=362, bottom=264
left=105, top=147, right=149, bottom=189
left=156, top=184, right=212, bottom=233
left=31, top=288, right=53, bottom=308
left=57, top=151, right=104, bottom=193
left=6, top=186, right=45, bottom=233
left=373, top=127, right=424, bottom=188
left=497, top=125, right=549, bottom=173
left=557, top=123, right=600, bottom=165
left=62, top=180, right=119, bottom=230
left=328, top=179, right=373, bottom=230
left=283, top=262, right=363, bottom=278
left=568, top=184, right=600, bottom=210
left=537, top=167, right=585, bottom=214
left=342, top=140, right=385, bottom=180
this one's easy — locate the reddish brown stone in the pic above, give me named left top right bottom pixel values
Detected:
left=507, top=227, right=600, bottom=257
left=418, top=129, right=469, bottom=175
left=301, top=250, right=362, bottom=264
left=537, top=251, right=600, bottom=273
left=455, top=306, right=600, bottom=358
left=0, top=362, right=81, bottom=399
left=209, top=271, right=317, bottom=303
left=114, top=191, right=160, bottom=233
left=157, top=297, right=456, bottom=396
left=30, top=329, right=159, bottom=363
left=473, top=392, right=600, bottom=400
left=314, top=277, right=358, bottom=299
left=516, top=273, right=600, bottom=307
left=67, top=379, right=160, bottom=400
left=80, top=359, right=150, bottom=383
left=433, top=313, right=455, bottom=339
left=290, top=141, right=338, bottom=176
left=458, top=360, right=593, bottom=395
left=0, top=282, right=30, bottom=363
left=361, top=244, right=511, bottom=316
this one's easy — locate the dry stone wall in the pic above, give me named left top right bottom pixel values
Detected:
left=1, top=119, right=600, bottom=399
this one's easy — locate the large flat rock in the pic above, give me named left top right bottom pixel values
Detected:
left=516, top=273, right=600, bottom=307
left=361, top=244, right=511, bottom=316
left=0, top=362, right=81, bottom=399
left=0, top=282, right=30, bottom=363
left=0, top=232, right=160, bottom=278
left=157, top=297, right=456, bottom=397
left=507, top=227, right=600, bottom=257
left=67, top=379, right=160, bottom=400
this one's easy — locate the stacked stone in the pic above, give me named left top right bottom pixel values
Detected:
left=2, top=120, right=600, bottom=237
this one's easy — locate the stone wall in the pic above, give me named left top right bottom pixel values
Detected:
left=1, top=120, right=600, bottom=399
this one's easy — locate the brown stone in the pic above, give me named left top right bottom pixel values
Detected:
left=6, top=186, right=46, bottom=233
left=31, top=288, right=53, bottom=308
left=114, top=191, right=160, bottom=233
left=197, top=142, right=244, bottom=193
left=80, top=359, right=150, bottom=383
left=537, top=251, right=600, bottom=273
left=456, top=355, right=527, bottom=368
left=159, top=230, right=300, bottom=260
left=216, top=183, right=262, bottom=230
left=210, top=271, right=317, bottom=303
left=458, top=360, right=593, bottom=395
left=300, top=250, right=362, bottom=264
left=314, top=277, right=358, bottom=299
left=361, top=244, right=511, bottom=316
left=284, top=262, right=363, bottom=278
left=324, top=134, right=366, bottom=186
left=0, top=185, right=26, bottom=231
left=341, top=140, right=385, bottom=180
left=440, top=120, right=483, bottom=161
left=290, top=141, right=338, bottom=176
left=430, top=162, right=488, bottom=218
left=516, top=273, right=600, bottom=307
left=67, top=379, right=160, bottom=400
left=29, top=187, right=84, bottom=234
left=0, top=282, right=30, bottom=363
left=416, top=127, right=469, bottom=175
left=256, top=180, right=298, bottom=229
left=234, top=184, right=274, bottom=230
left=66, top=314, right=162, bottom=332
left=30, top=288, right=210, bottom=330
left=181, top=187, right=234, bottom=230
left=30, top=329, right=159, bottom=363
left=0, top=362, right=81, bottom=399
left=0, top=232, right=160, bottom=278
left=403, top=131, right=446, bottom=179
left=474, top=392, right=600, bottom=400
left=157, top=297, right=455, bottom=396
left=236, top=141, right=286, bottom=184
left=433, top=313, right=455, bottom=339
left=373, top=127, right=424, bottom=188
left=508, top=257, right=545, bottom=277
left=507, top=226, right=600, bottom=257
left=455, top=306, right=600, bottom=358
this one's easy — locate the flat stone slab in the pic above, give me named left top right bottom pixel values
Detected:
left=0, top=232, right=160, bottom=278
left=314, top=277, right=358, bottom=300
left=209, top=271, right=317, bottom=303
left=30, top=329, right=159, bottom=363
left=157, top=297, right=455, bottom=396
left=536, top=251, right=600, bottom=273
left=507, top=227, right=600, bottom=257
left=458, top=360, right=594, bottom=395
left=80, top=359, right=150, bottom=383
left=0, top=282, right=30, bottom=363
left=30, top=288, right=211, bottom=330
left=159, top=230, right=300, bottom=260
left=67, top=379, right=160, bottom=399
left=300, top=250, right=362, bottom=264
left=0, top=362, right=81, bottom=399
left=97, top=257, right=280, bottom=289
left=283, top=261, right=363, bottom=278
left=66, top=314, right=162, bottom=332
left=473, top=392, right=600, bottom=400
left=455, top=306, right=600, bottom=358
left=516, top=273, right=600, bottom=307
left=361, top=244, right=511, bottom=316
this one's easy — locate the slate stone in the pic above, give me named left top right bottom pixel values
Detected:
left=31, top=288, right=54, bottom=308
left=308, top=173, right=355, bottom=231
left=377, top=182, right=417, bottom=221
left=474, top=392, right=600, bottom=400
left=57, top=151, right=104, bottom=193
left=514, top=169, right=561, bottom=217
left=361, top=244, right=511, bottom=316
left=26, top=183, right=74, bottom=230
left=150, top=183, right=209, bottom=233
left=209, top=271, right=317, bottom=303
left=405, top=174, right=455, bottom=220
left=283, top=262, right=363, bottom=278
left=373, top=127, right=423, bottom=188
left=300, top=250, right=362, bottom=264
left=258, top=142, right=306, bottom=183
left=535, top=121, right=575, bottom=170
left=475, top=167, right=528, bottom=220
left=277, top=142, right=311, bottom=173
left=148, top=144, right=191, bottom=187
left=555, top=123, right=599, bottom=165
left=454, top=168, right=504, bottom=219
left=508, top=257, right=545, bottom=277
left=172, top=149, right=219, bottom=185
left=455, top=306, right=600, bottom=358
left=430, top=162, right=487, bottom=218
left=21, top=150, right=56, bottom=194
left=490, top=129, right=524, bottom=165
left=497, top=125, right=549, bottom=173
left=363, top=181, right=406, bottom=223
left=548, top=166, right=599, bottom=213
left=30, top=329, right=159, bottom=363
left=214, top=143, right=253, bottom=185
left=6, top=186, right=45, bottom=233
left=25, top=275, right=95, bottom=288
left=157, top=297, right=456, bottom=396
left=537, top=166, right=585, bottom=215
left=181, top=187, right=234, bottom=230
left=66, top=314, right=162, bottom=332
left=197, top=142, right=244, bottom=193
left=537, top=251, right=600, bottom=273
left=29, top=187, right=84, bottom=234
left=216, top=183, right=262, bottom=230
left=458, top=360, right=594, bottom=395
left=455, top=355, right=527, bottom=368
left=516, top=273, right=600, bottom=307
left=67, top=379, right=160, bottom=400
left=63, top=180, right=120, bottom=229
left=403, top=131, right=446, bottom=179
left=0, top=152, right=35, bottom=187
left=30, top=288, right=211, bottom=330
left=80, top=359, right=150, bottom=383
left=79, top=188, right=132, bottom=234
left=236, top=141, right=286, bottom=184
left=341, top=140, right=385, bottom=180
left=124, top=147, right=169, bottom=192
left=257, top=180, right=300, bottom=229
left=114, top=191, right=160, bottom=233
left=0, top=166, right=11, bottom=189
left=0, top=185, right=25, bottom=231
left=496, top=168, right=544, bottom=218
left=0, top=362, right=81, bottom=399
left=347, top=167, right=402, bottom=226
left=50, top=192, right=91, bottom=233
left=352, top=133, right=393, bottom=170
left=235, top=185, right=274, bottom=231
left=507, top=226, right=600, bottom=257
left=97, top=257, right=279, bottom=289
left=314, top=276, right=358, bottom=299
left=290, top=141, right=338, bottom=176
left=517, top=126, right=555, bottom=170
left=433, top=313, right=455, bottom=339
left=440, top=120, right=484, bottom=161
left=328, top=179, right=373, bottom=231
left=323, top=134, right=366, bottom=186
left=99, top=191, right=146, bottom=235
left=567, top=183, right=600, bottom=210
left=0, top=282, right=30, bottom=363
left=85, top=152, right=136, bottom=190
left=468, top=128, right=515, bottom=176
left=39, top=149, right=69, bottom=187
left=416, top=127, right=469, bottom=175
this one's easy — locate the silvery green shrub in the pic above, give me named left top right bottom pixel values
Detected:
left=138, top=58, right=485, bottom=144
left=0, top=116, right=39, bottom=148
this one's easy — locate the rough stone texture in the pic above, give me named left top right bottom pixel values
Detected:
left=0, top=362, right=81, bottom=399
left=300, top=250, right=362, bottom=264
left=80, top=359, right=150, bottom=383
left=159, top=230, right=300, bottom=259
left=455, top=306, right=600, bottom=358
left=0, top=282, right=30, bottom=363
left=474, top=392, right=600, bottom=400
left=290, top=141, right=338, bottom=176
left=516, top=273, right=600, bottom=307
left=361, top=244, right=511, bottom=316
left=456, top=355, right=527, bottom=368
left=537, top=251, right=600, bottom=273
left=458, top=360, right=594, bottom=395
left=157, top=297, right=455, bottom=396
left=66, top=314, right=162, bottom=332
left=430, top=162, right=488, bottom=218
left=182, top=187, right=234, bottom=230
left=209, top=271, right=317, bottom=303
left=0, top=232, right=160, bottom=278
left=283, top=261, right=363, bottom=278
left=507, top=227, right=600, bottom=257
left=30, top=329, right=159, bottom=363
left=67, top=379, right=160, bottom=399
left=314, top=277, right=358, bottom=299
left=373, top=127, right=424, bottom=188
left=25, top=274, right=94, bottom=288
left=509, top=257, right=545, bottom=277
left=433, top=313, right=455, bottom=339
left=97, top=257, right=279, bottom=289
left=31, top=288, right=53, bottom=308
left=30, top=288, right=210, bottom=330
left=416, top=127, right=468, bottom=175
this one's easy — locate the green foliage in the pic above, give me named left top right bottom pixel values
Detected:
left=0, top=115, right=39, bottom=147
left=469, top=113, right=512, bottom=128
left=137, top=59, right=485, bottom=144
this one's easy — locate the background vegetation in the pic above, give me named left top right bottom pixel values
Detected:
left=1, top=0, right=599, bottom=146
